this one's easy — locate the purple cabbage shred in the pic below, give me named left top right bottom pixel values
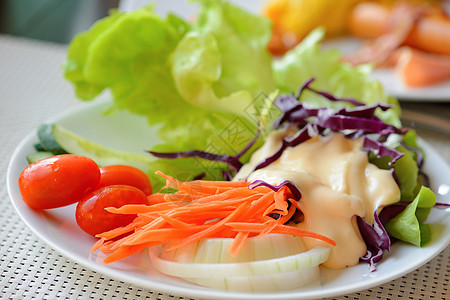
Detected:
left=298, top=77, right=366, bottom=107
left=248, top=179, right=302, bottom=201
left=357, top=211, right=391, bottom=272
left=363, top=137, right=405, bottom=166
left=148, top=149, right=244, bottom=172
left=148, top=129, right=261, bottom=176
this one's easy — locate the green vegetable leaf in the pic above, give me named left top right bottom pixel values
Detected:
left=62, top=1, right=275, bottom=187
left=171, top=0, right=275, bottom=118
left=394, top=145, right=419, bottom=201
left=385, top=186, right=436, bottom=247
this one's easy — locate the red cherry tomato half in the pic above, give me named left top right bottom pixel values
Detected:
left=18, top=154, right=100, bottom=210
left=98, top=165, right=152, bottom=195
left=75, top=185, right=149, bottom=237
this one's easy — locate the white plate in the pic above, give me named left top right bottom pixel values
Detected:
left=322, top=37, right=450, bottom=102
left=7, top=100, right=450, bottom=299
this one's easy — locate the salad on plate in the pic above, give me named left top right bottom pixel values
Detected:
left=13, top=0, right=449, bottom=294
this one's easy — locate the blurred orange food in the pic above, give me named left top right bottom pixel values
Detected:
left=347, top=1, right=450, bottom=56
left=265, top=0, right=450, bottom=87
left=345, top=0, right=450, bottom=87
left=265, top=0, right=363, bottom=55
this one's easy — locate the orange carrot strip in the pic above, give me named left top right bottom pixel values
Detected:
left=228, top=231, right=250, bottom=258
left=155, top=170, right=185, bottom=190
left=288, top=198, right=301, bottom=210
left=226, top=222, right=336, bottom=246
left=95, top=217, right=148, bottom=239
left=192, top=187, right=259, bottom=204
left=241, top=192, right=276, bottom=219
left=165, top=201, right=251, bottom=252
left=123, top=225, right=211, bottom=246
left=98, top=240, right=117, bottom=254
left=183, top=180, right=250, bottom=187
left=156, top=170, right=250, bottom=192
left=179, top=182, right=248, bottom=195
left=259, top=219, right=280, bottom=237
left=278, top=203, right=298, bottom=224
left=91, top=237, right=106, bottom=254
left=163, top=193, right=203, bottom=203
left=146, top=193, right=167, bottom=205
left=262, top=203, right=277, bottom=217
left=141, top=215, right=171, bottom=231
left=156, top=212, right=191, bottom=228
left=274, top=186, right=289, bottom=213
left=105, top=202, right=179, bottom=214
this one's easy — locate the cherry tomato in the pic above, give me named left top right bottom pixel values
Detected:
left=18, top=154, right=100, bottom=210
left=75, top=185, right=149, bottom=237
left=98, top=165, right=152, bottom=195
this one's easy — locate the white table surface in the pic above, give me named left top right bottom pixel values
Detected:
left=0, top=34, right=448, bottom=299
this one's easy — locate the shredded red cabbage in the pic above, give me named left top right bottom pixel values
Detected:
left=336, top=103, right=393, bottom=119
left=378, top=202, right=409, bottom=224
left=298, top=77, right=366, bottom=107
left=363, top=137, right=405, bottom=166
left=248, top=179, right=302, bottom=201
left=254, top=124, right=320, bottom=171
left=272, top=96, right=321, bottom=129
left=148, top=129, right=261, bottom=174
left=193, top=173, right=206, bottom=180
left=222, top=169, right=234, bottom=181
left=316, top=111, right=402, bottom=135
left=259, top=79, right=406, bottom=173
left=148, top=149, right=244, bottom=172
left=434, top=202, right=450, bottom=208
left=357, top=212, right=391, bottom=272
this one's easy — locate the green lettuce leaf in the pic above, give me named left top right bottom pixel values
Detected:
left=385, top=186, right=436, bottom=247
left=272, top=28, right=401, bottom=127
left=62, top=1, right=276, bottom=189
left=370, top=145, right=419, bottom=202
left=172, top=0, right=275, bottom=118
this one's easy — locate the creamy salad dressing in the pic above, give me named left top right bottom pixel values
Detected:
left=234, top=130, right=400, bottom=269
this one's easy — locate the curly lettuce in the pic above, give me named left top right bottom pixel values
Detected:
left=62, top=1, right=276, bottom=187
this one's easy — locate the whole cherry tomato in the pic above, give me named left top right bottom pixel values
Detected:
left=18, top=154, right=100, bottom=210
left=75, top=185, right=149, bottom=237
left=98, top=165, right=152, bottom=195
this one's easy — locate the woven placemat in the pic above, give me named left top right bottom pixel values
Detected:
left=0, top=35, right=448, bottom=299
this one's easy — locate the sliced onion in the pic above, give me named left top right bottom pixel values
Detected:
left=184, top=267, right=320, bottom=292
left=167, top=234, right=306, bottom=263
left=149, top=245, right=330, bottom=278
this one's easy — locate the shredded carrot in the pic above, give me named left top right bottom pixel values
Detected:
left=105, top=202, right=178, bottom=214
left=228, top=231, right=250, bottom=258
left=225, top=222, right=337, bottom=246
left=91, top=171, right=335, bottom=263
left=155, top=212, right=191, bottom=228
left=278, top=202, right=298, bottom=224
left=146, top=193, right=167, bottom=205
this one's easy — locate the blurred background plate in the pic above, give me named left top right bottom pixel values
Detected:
left=323, top=37, right=450, bottom=102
